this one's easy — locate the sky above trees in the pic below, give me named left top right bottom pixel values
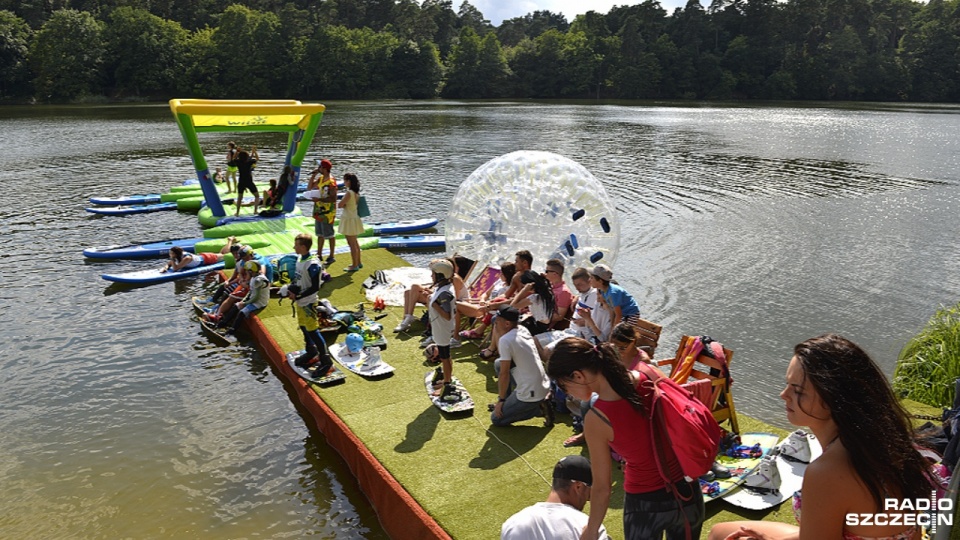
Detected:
left=455, top=0, right=687, bottom=25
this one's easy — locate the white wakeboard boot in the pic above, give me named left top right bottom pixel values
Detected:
left=743, top=454, right=782, bottom=494
left=780, top=430, right=814, bottom=463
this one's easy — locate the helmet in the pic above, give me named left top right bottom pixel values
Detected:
left=345, top=333, right=364, bottom=354
left=429, top=259, right=454, bottom=280
left=243, top=260, right=260, bottom=273
left=423, top=343, right=440, bottom=363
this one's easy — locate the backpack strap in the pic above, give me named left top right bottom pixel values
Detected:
left=584, top=393, right=612, bottom=427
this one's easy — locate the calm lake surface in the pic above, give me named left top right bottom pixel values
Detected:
left=2, top=100, right=959, bottom=538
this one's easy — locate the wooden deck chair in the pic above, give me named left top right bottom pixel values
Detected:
left=629, top=317, right=663, bottom=356
left=656, top=335, right=739, bottom=434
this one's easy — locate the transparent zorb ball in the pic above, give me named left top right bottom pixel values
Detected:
left=446, top=151, right=620, bottom=281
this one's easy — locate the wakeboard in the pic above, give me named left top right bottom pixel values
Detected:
left=424, top=370, right=474, bottom=414
left=329, top=343, right=395, bottom=377
left=701, top=432, right=780, bottom=502
left=285, top=350, right=345, bottom=386
left=721, top=430, right=823, bottom=510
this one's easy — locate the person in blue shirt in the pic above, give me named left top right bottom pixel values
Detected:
left=238, top=245, right=275, bottom=285
left=589, top=264, right=640, bottom=328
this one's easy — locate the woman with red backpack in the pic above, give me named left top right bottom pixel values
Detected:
left=547, top=337, right=709, bottom=540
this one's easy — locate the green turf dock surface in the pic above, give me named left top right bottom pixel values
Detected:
left=247, top=248, right=948, bottom=539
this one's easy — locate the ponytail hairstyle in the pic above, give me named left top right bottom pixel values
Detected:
left=519, top=270, right=556, bottom=318
left=547, top=337, right=647, bottom=415
left=610, top=322, right=639, bottom=344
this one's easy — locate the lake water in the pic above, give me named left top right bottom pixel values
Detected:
left=2, top=100, right=959, bottom=538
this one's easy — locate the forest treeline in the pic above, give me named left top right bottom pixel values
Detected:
left=1, top=0, right=959, bottom=103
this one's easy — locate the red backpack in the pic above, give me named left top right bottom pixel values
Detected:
left=636, top=363, right=721, bottom=482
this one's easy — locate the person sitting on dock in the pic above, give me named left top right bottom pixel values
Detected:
left=232, top=149, right=260, bottom=217
left=501, top=455, right=609, bottom=540
left=502, top=249, right=534, bottom=298
left=457, top=262, right=516, bottom=341
left=395, top=257, right=469, bottom=343
left=490, top=306, right=552, bottom=427
left=206, top=242, right=244, bottom=304
left=307, top=159, right=338, bottom=266
left=161, top=246, right=224, bottom=272
left=589, top=264, right=640, bottom=329
left=542, top=259, right=574, bottom=330
left=215, top=260, right=271, bottom=334
left=288, top=233, right=334, bottom=377
left=568, top=267, right=613, bottom=343
left=237, top=245, right=275, bottom=285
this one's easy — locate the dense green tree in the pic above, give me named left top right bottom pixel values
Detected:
left=181, top=26, right=221, bottom=95
left=420, top=0, right=457, bottom=56
left=441, top=26, right=482, bottom=97
left=211, top=5, right=284, bottom=98
left=0, top=10, right=32, bottom=99
left=30, top=9, right=104, bottom=101
left=102, top=7, right=188, bottom=97
left=387, top=40, right=442, bottom=98
left=457, top=0, right=491, bottom=35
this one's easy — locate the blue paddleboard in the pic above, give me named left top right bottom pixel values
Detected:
left=83, top=238, right=200, bottom=259
left=377, top=235, right=446, bottom=249
left=102, top=262, right=225, bottom=285
left=89, top=194, right=162, bottom=206
left=85, top=202, right=178, bottom=215
left=370, top=218, right=438, bottom=235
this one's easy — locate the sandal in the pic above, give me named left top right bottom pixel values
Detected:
left=563, top=434, right=586, bottom=447
left=479, top=348, right=496, bottom=360
left=459, top=329, right=483, bottom=340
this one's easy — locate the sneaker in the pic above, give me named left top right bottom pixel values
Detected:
left=742, top=455, right=782, bottom=494
left=539, top=399, right=555, bottom=427
left=394, top=316, right=413, bottom=333
left=325, top=256, right=336, bottom=265
left=780, top=430, right=813, bottom=463
left=419, top=336, right=434, bottom=348
left=449, top=337, right=462, bottom=349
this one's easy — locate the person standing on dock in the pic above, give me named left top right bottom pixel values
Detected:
left=288, top=233, right=334, bottom=377
left=308, top=159, right=338, bottom=266
left=233, top=149, right=260, bottom=217
left=224, top=141, right=237, bottom=193
left=501, top=455, right=609, bottom=540
left=337, top=173, right=365, bottom=272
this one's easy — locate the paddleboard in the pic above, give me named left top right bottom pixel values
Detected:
left=370, top=218, right=438, bottom=235
left=424, top=370, right=474, bottom=414
left=102, top=262, right=225, bottom=285
left=329, top=343, right=395, bottom=377
left=700, top=432, right=780, bottom=503
left=376, top=234, right=446, bottom=249
left=83, top=238, right=200, bottom=259
left=200, top=318, right=234, bottom=346
left=722, top=430, right=823, bottom=510
left=89, top=194, right=162, bottom=205
left=85, top=202, right=178, bottom=215
left=285, top=350, right=346, bottom=385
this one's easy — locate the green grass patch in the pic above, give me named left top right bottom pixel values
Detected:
left=894, top=303, right=960, bottom=408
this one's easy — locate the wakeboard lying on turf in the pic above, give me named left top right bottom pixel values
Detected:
left=722, top=430, right=823, bottom=510
left=424, top=370, right=474, bottom=413
left=700, top=432, right=780, bottom=502
left=101, top=262, right=225, bottom=284
left=329, top=343, right=395, bottom=377
left=200, top=318, right=235, bottom=346
left=286, top=350, right=346, bottom=385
